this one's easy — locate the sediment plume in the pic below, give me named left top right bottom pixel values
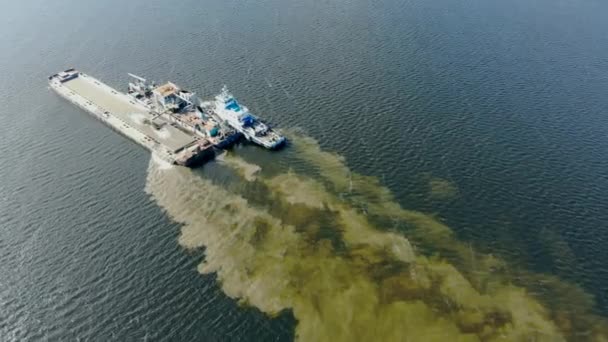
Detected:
left=217, top=152, right=261, bottom=182
left=145, top=133, right=608, bottom=341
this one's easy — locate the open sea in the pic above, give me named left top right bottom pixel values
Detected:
left=1, top=0, right=607, bottom=340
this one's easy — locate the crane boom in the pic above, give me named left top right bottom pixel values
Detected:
left=128, top=73, right=146, bottom=83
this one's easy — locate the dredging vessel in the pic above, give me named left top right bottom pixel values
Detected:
left=210, top=86, right=286, bottom=149
left=126, top=74, right=240, bottom=149
left=48, top=69, right=215, bottom=167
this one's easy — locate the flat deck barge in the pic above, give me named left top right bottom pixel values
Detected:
left=49, top=69, right=214, bottom=166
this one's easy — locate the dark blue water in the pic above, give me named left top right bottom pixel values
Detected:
left=1, top=0, right=607, bottom=340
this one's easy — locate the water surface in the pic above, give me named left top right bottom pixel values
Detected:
left=1, top=0, right=607, bottom=340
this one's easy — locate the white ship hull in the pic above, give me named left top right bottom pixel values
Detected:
left=212, top=88, right=285, bottom=149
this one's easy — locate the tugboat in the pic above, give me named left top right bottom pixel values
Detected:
left=211, top=86, right=285, bottom=149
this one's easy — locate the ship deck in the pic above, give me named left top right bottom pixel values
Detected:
left=62, top=75, right=197, bottom=152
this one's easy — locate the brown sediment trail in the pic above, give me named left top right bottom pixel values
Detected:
left=428, top=177, right=459, bottom=200
left=145, top=134, right=608, bottom=341
left=288, top=132, right=608, bottom=340
left=217, top=151, right=261, bottom=182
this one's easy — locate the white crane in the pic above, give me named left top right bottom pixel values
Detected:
left=128, top=73, right=146, bottom=83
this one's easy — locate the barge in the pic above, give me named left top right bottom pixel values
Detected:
left=49, top=69, right=214, bottom=167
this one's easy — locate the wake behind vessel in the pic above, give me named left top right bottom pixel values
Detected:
left=210, top=86, right=286, bottom=149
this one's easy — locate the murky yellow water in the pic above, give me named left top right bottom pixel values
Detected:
left=145, top=134, right=607, bottom=341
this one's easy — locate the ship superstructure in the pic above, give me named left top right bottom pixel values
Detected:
left=210, top=87, right=285, bottom=149
left=127, top=74, right=240, bottom=148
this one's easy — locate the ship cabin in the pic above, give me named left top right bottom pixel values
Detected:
left=225, top=98, right=259, bottom=129
left=51, top=68, right=79, bottom=83
left=224, top=98, right=242, bottom=112
left=152, top=82, right=196, bottom=113
left=237, top=112, right=255, bottom=127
